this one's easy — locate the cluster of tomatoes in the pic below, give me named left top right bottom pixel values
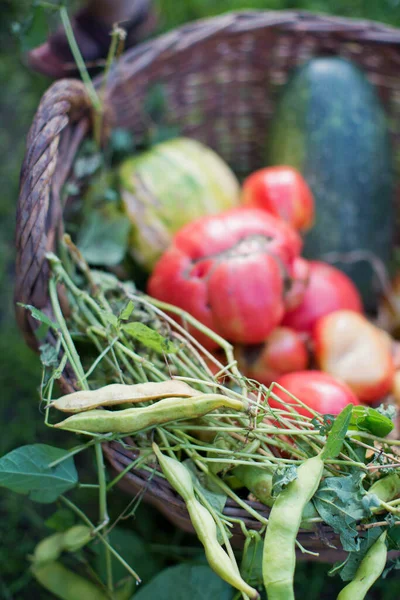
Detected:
left=148, top=166, right=397, bottom=417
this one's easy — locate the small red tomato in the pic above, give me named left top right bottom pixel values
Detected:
left=282, top=261, right=363, bottom=333
left=269, top=370, right=360, bottom=418
left=148, top=208, right=302, bottom=347
left=236, top=327, right=309, bottom=386
left=242, top=166, right=314, bottom=231
left=313, top=310, right=395, bottom=404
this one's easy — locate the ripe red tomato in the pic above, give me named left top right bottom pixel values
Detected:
left=148, top=208, right=302, bottom=348
left=269, top=370, right=360, bottom=418
left=282, top=261, right=363, bottom=333
left=242, top=166, right=314, bottom=231
left=313, top=310, right=395, bottom=404
left=236, top=327, right=309, bottom=386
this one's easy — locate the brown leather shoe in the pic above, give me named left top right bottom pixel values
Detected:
left=26, top=1, right=156, bottom=79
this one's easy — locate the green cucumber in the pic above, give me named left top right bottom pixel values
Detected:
left=269, top=57, right=394, bottom=310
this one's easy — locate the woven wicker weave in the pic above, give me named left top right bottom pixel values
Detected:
left=15, top=11, right=400, bottom=559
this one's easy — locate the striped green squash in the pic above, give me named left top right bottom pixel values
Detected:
left=120, top=137, right=239, bottom=270
left=269, top=57, right=395, bottom=310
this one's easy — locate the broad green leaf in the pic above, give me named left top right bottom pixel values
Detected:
left=93, top=528, right=163, bottom=586
left=0, top=444, right=78, bottom=503
left=329, top=526, right=383, bottom=581
left=134, top=564, right=233, bottom=600
left=119, top=301, right=135, bottom=321
left=313, top=472, right=370, bottom=551
left=272, top=465, right=298, bottom=497
left=321, top=404, right=353, bottom=460
left=122, top=322, right=177, bottom=354
left=18, top=304, right=58, bottom=330
left=77, top=210, right=130, bottom=267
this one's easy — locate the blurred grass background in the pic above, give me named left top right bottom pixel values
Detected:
left=1, top=1, right=400, bottom=597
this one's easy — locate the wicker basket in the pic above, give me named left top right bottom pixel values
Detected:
left=15, top=10, right=400, bottom=560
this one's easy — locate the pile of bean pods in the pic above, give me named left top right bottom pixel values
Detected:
left=36, top=245, right=400, bottom=600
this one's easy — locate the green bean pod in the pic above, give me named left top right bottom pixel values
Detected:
left=337, top=532, right=387, bottom=600
left=55, top=394, right=246, bottom=434
left=33, top=526, right=92, bottom=566
left=32, top=561, right=110, bottom=600
left=153, top=444, right=259, bottom=599
left=233, top=465, right=274, bottom=507
left=368, top=472, right=400, bottom=506
left=262, top=455, right=324, bottom=600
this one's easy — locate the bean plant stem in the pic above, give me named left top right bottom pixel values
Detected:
left=59, top=496, right=142, bottom=583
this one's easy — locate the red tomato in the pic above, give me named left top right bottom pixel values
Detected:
left=282, top=261, right=363, bottom=333
left=242, top=166, right=314, bottom=231
left=313, top=310, right=395, bottom=404
left=148, top=208, right=302, bottom=348
left=284, top=256, right=310, bottom=311
left=269, top=370, right=360, bottom=418
left=236, top=327, right=309, bottom=386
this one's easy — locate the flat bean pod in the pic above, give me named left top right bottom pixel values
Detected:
left=153, top=444, right=259, bottom=599
left=262, top=455, right=324, bottom=600
left=337, top=532, right=387, bottom=600
left=368, top=472, right=400, bottom=505
left=32, top=561, right=110, bottom=600
left=55, top=394, right=246, bottom=434
left=51, top=380, right=197, bottom=413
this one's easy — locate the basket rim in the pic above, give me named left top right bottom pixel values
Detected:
left=106, top=7, right=400, bottom=90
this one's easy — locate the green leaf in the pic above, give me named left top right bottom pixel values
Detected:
left=45, top=509, right=75, bottom=532
left=387, top=517, right=400, bottom=551
left=272, top=465, right=298, bottom=497
left=240, top=532, right=263, bottom=587
left=321, top=404, right=353, bottom=460
left=119, top=301, right=135, bottom=321
left=16, top=6, right=49, bottom=52
left=77, top=210, right=130, bottom=267
left=102, top=312, right=119, bottom=328
left=134, top=564, right=233, bottom=600
left=94, top=528, right=163, bottom=586
left=311, top=414, right=335, bottom=436
left=18, top=304, right=58, bottom=330
left=122, top=322, right=177, bottom=354
left=184, top=460, right=227, bottom=515
left=330, top=526, right=383, bottom=581
left=313, top=472, right=370, bottom=551
left=350, top=406, right=394, bottom=437
left=0, top=444, right=78, bottom=503
left=383, top=556, right=400, bottom=579
left=39, top=343, right=59, bottom=367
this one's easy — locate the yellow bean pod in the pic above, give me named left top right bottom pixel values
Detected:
left=51, top=380, right=198, bottom=413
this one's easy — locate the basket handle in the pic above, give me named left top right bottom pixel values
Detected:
left=15, top=79, right=94, bottom=350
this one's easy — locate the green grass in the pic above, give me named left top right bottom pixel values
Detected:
left=1, top=1, right=400, bottom=598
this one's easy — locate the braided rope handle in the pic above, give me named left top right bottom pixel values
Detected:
left=15, top=79, right=93, bottom=349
